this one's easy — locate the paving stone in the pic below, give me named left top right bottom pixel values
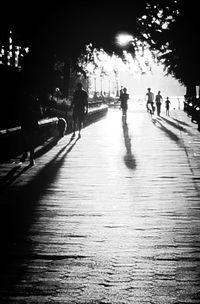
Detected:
left=0, top=104, right=200, bottom=303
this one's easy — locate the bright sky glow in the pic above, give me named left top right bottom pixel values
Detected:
left=78, top=38, right=185, bottom=98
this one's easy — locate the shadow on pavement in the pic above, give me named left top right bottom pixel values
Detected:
left=152, top=118, right=180, bottom=142
left=160, top=116, right=191, bottom=133
left=122, top=117, right=137, bottom=170
left=34, top=136, right=59, bottom=158
left=0, top=136, right=62, bottom=191
left=172, top=117, right=191, bottom=127
left=0, top=135, right=80, bottom=300
left=0, top=163, right=32, bottom=191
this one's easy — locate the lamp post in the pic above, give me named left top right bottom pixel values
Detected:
left=100, top=74, right=103, bottom=96
left=116, top=77, right=119, bottom=97
left=114, top=68, right=119, bottom=97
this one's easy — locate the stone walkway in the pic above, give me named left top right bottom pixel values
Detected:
left=0, top=104, right=200, bottom=304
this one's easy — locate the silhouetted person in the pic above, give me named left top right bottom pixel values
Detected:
left=120, top=87, right=129, bottom=121
left=155, top=90, right=163, bottom=116
left=165, top=97, right=171, bottom=116
left=20, top=95, right=40, bottom=166
left=145, top=88, right=154, bottom=114
left=70, top=82, right=88, bottom=138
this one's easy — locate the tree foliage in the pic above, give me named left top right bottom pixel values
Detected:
left=137, top=0, right=200, bottom=91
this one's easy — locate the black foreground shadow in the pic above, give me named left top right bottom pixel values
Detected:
left=34, top=136, right=59, bottom=158
left=0, top=163, right=33, bottom=191
left=0, top=135, right=80, bottom=300
left=0, top=137, right=61, bottom=191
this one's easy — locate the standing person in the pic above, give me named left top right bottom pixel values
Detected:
left=120, top=87, right=129, bottom=121
left=70, top=82, right=88, bottom=138
left=165, top=97, right=171, bottom=116
left=20, top=95, right=40, bottom=166
left=145, top=88, right=155, bottom=114
left=155, top=90, right=163, bottom=116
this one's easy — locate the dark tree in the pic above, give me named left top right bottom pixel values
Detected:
left=137, top=0, right=200, bottom=97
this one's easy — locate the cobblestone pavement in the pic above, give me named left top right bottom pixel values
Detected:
left=0, top=103, right=200, bottom=304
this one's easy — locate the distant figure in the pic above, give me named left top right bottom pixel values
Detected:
left=53, top=87, right=62, bottom=102
left=155, top=90, right=163, bottom=116
left=20, top=95, right=40, bottom=166
left=70, top=82, right=88, bottom=138
left=145, top=88, right=155, bottom=114
left=120, top=87, right=129, bottom=121
left=165, top=97, right=171, bottom=116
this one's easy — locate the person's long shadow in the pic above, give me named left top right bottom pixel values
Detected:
left=172, top=117, right=191, bottom=127
left=0, top=163, right=33, bottom=191
left=122, top=117, right=137, bottom=170
left=152, top=118, right=180, bottom=142
left=0, top=135, right=80, bottom=298
left=0, top=136, right=69, bottom=192
left=160, top=115, right=191, bottom=133
left=34, top=136, right=59, bottom=158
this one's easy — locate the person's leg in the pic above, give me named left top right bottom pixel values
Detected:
left=29, top=148, right=35, bottom=166
left=158, top=105, right=160, bottom=116
left=20, top=149, right=28, bottom=162
left=20, top=131, right=28, bottom=162
left=29, top=131, right=36, bottom=165
left=73, top=121, right=76, bottom=135
left=78, top=119, right=81, bottom=134
left=78, top=114, right=84, bottom=136
left=152, top=103, right=155, bottom=114
left=72, top=111, right=77, bottom=136
left=72, top=118, right=76, bottom=136
left=124, top=109, right=127, bottom=122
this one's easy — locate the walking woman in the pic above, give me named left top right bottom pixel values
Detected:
left=155, top=90, right=163, bottom=116
left=70, top=82, right=88, bottom=138
left=120, top=87, right=129, bottom=122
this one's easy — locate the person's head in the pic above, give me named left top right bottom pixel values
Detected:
left=167, top=97, right=169, bottom=100
left=147, top=88, right=151, bottom=92
left=77, top=82, right=83, bottom=90
left=123, top=87, right=127, bottom=93
left=158, top=91, right=161, bottom=94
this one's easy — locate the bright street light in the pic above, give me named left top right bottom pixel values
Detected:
left=116, top=33, right=134, bottom=46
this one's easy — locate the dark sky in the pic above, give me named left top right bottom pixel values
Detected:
left=2, top=2, right=146, bottom=57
